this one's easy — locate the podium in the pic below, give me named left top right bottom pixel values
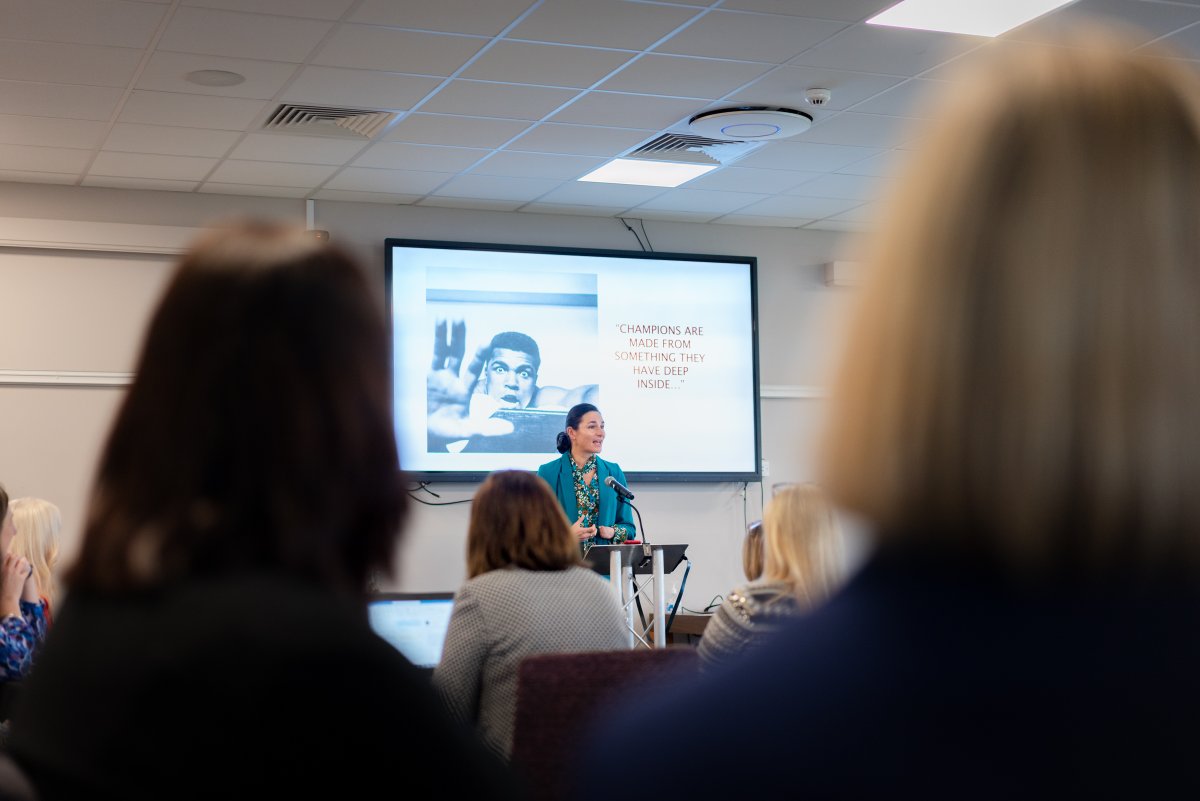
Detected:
left=583, top=543, right=688, bottom=648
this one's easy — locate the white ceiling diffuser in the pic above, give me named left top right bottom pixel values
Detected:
left=688, top=106, right=813, bottom=141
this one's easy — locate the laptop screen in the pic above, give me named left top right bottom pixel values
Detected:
left=368, top=592, right=455, bottom=669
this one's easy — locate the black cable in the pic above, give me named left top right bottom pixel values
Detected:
left=637, top=218, right=653, bottom=252
left=664, top=559, right=690, bottom=635
left=404, top=482, right=473, bottom=506
left=617, top=217, right=648, bottom=251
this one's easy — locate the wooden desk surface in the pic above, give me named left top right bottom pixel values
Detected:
left=646, top=613, right=712, bottom=644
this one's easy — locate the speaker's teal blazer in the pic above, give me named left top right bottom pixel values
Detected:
left=536, top=453, right=636, bottom=542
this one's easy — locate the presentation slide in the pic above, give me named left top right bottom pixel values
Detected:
left=387, top=239, right=760, bottom=482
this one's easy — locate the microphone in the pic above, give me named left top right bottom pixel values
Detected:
left=604, top=475, right=635, bottom=501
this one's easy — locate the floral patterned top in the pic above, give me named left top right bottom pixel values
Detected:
left=572, top=455, right=629, bottom=553
left=0, top=599, right=47, bottom=681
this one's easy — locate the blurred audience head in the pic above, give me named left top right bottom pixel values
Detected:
left=467, top=470, right=579, bottom=578
left=820, top=27, right=1200, bottom=578
left=72, top=219, right=406, bottom=594
left=762, top=483, right=843, bottom=605
left=742, top=519, right=764, bottom=582
left=11, top=498, right=61, bottom=606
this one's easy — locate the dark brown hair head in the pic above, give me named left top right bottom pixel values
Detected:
left=71, top=219, right=407, bottom=594
left=466, top=470, right=579, bottom=577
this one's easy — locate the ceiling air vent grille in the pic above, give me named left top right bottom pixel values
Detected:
left=627, top=132, right=764, bottom=166
left=263, top=103, right=397, bottom=139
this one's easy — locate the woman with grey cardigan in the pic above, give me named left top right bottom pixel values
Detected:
left=433, top=470, right=629, bottom=759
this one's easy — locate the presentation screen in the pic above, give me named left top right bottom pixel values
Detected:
left=386, top=238, right=761, bottom=483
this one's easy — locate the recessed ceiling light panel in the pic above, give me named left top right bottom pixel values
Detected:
left=688, top=106, right=813, bottom=141
left=867, top=0, right=1073, bottom=38
left=578, top=159, right=717, bottom=188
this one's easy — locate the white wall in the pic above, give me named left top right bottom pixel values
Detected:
left=0, top=181, right=865, bottom=611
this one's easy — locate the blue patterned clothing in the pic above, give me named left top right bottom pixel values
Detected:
left=0, top=600, right=47, bottom=681
left=537, top=454, right=635, bottom=552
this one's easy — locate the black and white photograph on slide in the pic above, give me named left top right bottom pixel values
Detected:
left=424, top=266, right=599, bottom=454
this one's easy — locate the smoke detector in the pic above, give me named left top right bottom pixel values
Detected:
left=805, top=88, right=832, bottom=106
left=688, top=106, right=813, bottom=141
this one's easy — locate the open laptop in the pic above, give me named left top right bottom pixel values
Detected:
left=368, top=592, right=455, bottom=671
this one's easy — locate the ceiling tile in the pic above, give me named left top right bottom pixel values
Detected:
left=834, top=149, right=910, bottom=177
left=1011, top=0, right=1200, bottom=48
left=828, top=201, right=878, bottom=222
left=0, top=143, right=91, bottom=173
left=684, top=166, right=818, bottom=193
left=506, top=124, right=651, bottom=156
left=382, top=114, right=533, bottom=148
left=105, top=123, right=241, bottom=157
left=791, top=24, right=982, bottom=76
left=713, top=213, right=810, bottom=227
left=0, top=115, right=108, bottom=149
left=420, top=81, right=581, bottom=120
left=0, top=169, right=78, bottom=185
left=418, top=196, right=525, bottom=211
left=598, top=54, right=772, bottom=99
left=551, top=92, right=700, bottom=129
left=118, top=91, right=268, bottom=130
left=736, top=194, right=862, bottom=218
left=508, top=0, right=699, bottom=49
left=206, top=160, right=338, bottom=187
left=228, top=133, right=367, bottom=164
left=734, top=140, right=880, bottom=171
left=0, top=40, right=142, bottom=87
left=351, top=0, right=535, bottom=36
left=533, top=181, right=667, bottom=207
left=785, top=171, right=880, bottom=200
left=469, top=151, right=603, bottom=180
left=845, top=79, right=948, bottom=117
left=311, top=188, right=422, bottom=203
left=462, top=42, right=633, bottom=89
left=281, top=67, right=442, bottom=110
left=0, top=80, right=123, bottom=120
left=158, top=6, right=333, bottom=61
left=352, top=142, right=489, bottom=171
left=312, top=26, right=485, bottom=75
left=81, top=175, right=198, bottom=191
left=183, top=0, right=355, bottom=19
left=430, top=173, right=562, bottom=201
left=90, top=151, right=218, bottom=181
left=324, top=167, right=451, bottom=194
left=721, top=0, right=892, bottom=23
left=655, top=11, right=846, bottom=63
left=198, top=182, right=312, bottom=198
left=632, top=188, right=767, bottom=214
left=727, top=66, right=904, bottom=111
left=136, top=52, right=301, bottom=100
left=2, top=0, right=167, bottom=48
left=801, top=112, right=915, bottom=148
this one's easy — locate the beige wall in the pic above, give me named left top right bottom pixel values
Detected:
left=0, top=181, right=867, bottom=610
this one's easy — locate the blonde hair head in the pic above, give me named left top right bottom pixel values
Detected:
left=819, top=27, right=1200, bottom=577
left=11, top=498, right=61, bottom=607
left=761, top=484, right=843, bottom=605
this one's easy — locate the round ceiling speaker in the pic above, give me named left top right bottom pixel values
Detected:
left=688, top=106, right=813, bottom=141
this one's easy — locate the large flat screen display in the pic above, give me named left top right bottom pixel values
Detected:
left=386, top=238, right=760, bottom=483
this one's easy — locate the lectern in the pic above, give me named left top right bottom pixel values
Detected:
left=583, top=543, right=688, bottom=648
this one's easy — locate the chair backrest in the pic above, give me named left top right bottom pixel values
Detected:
left=510, top=647, right=699, bottom=801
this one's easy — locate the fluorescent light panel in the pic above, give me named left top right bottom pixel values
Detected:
left=578, top=158, right=717, bottom=188
left=867, top=0, right=1073, bottom=37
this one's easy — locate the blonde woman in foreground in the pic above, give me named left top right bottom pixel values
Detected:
left=697, top=484, right=841, bottom=669
left=585, top=26, right=1200, bottom=800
